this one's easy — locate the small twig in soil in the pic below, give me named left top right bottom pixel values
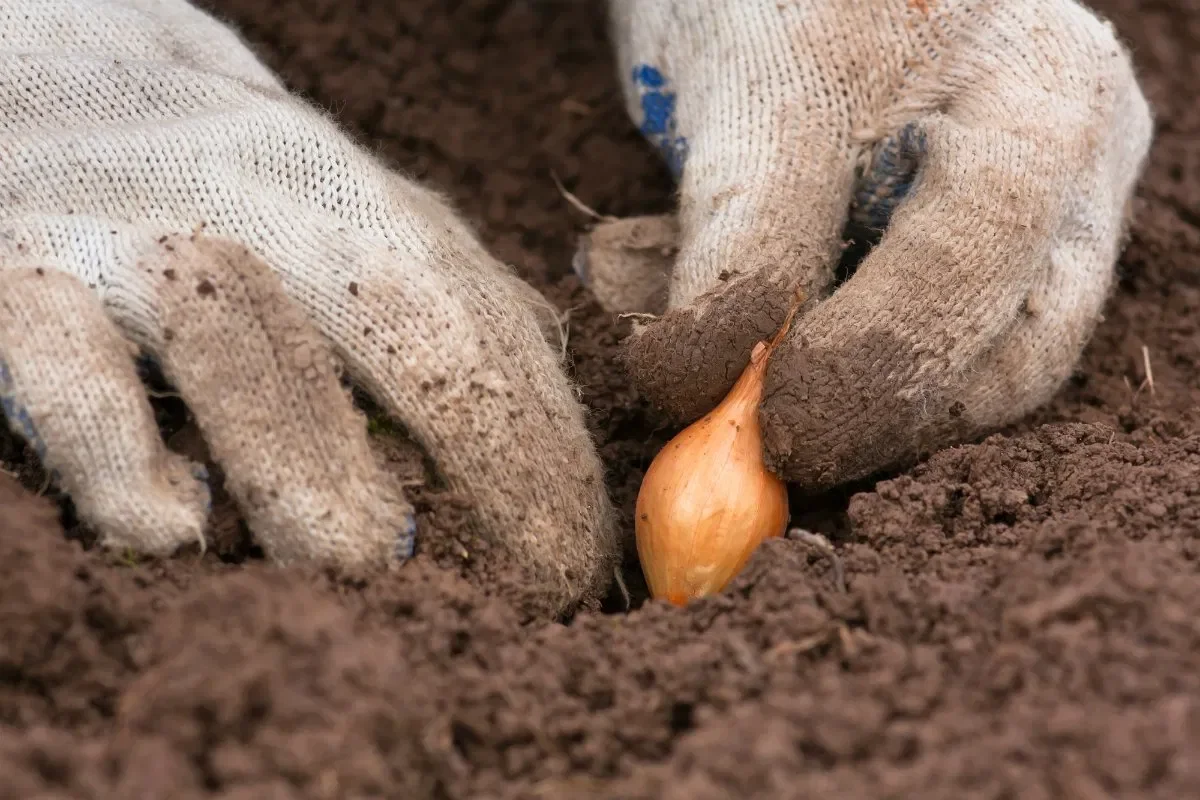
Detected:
left=765, top=622, right=856, bottom=662
left=559, top=97, right=594, bottom=117
left=613, top=566, right=631, bottom=612
left=1142, top=344, right=1156, bottom=396
left=787, top=527, right=847, bottom=594
left=557, top=305, right=582, bottom=361
left=836, top=623, right=857, bottom=658
left=765, top=629, right=834, bottom=659
left=550, top=170, right=615, bottom=222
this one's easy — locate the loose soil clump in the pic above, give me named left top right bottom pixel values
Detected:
left=2, top=0, right=1199, bottom=797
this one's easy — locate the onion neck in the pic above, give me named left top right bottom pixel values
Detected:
left=721, top=342, right=770, bottom=415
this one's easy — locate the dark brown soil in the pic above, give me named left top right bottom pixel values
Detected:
left=2, top=0, right=1199, bottom=797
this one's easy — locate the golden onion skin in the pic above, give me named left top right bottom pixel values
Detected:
left=635, top=341, right=789, bottom=606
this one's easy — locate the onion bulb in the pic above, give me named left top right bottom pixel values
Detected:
left=635, top=290, right=806, bottom=606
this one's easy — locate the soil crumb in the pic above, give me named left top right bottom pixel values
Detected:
left=2, top=0, right=1198, bottom=797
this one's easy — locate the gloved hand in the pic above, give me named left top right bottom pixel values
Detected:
left=0, top=0, right=618, bottom=617
left=580, top=0, right=1153, bottom=489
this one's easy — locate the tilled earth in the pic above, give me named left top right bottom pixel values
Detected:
left=2, top=0, right=1199, bottom=797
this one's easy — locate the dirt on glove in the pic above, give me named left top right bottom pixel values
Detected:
left=1, top=0, right=1199, bottom=797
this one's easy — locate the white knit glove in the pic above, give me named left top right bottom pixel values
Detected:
left=581, top=0, right=1153, bottom=489
left=0, top=0, right=618, bottom=617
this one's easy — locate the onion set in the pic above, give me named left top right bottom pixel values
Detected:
left=635, top=290, right=805, bottom=606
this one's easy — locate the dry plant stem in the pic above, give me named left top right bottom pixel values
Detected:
left=613, top=566, right=631, bottom=611
left=1142, top=345, right=1155, bottom=396
left=551, top=169, right=615, bottom=222
left=764, top=287, right=807, bottom=354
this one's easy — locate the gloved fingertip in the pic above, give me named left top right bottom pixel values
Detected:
left=622, top=272, right=814, bottom=423
left=143, top=235, right=419, bottom=568
left=91, top=467, right=211, bottom=559
left=757, top=322, right=962, bottom=491
left=0, top=267, right=213, bottom=557
left=574, top=215, right=678, bottom=315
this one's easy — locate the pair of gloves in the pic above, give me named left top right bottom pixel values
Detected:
left=0, top=0, right=1152, bottom=617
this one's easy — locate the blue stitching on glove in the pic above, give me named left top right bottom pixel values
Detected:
left=851, top=121, right=927, bottom=231
left=631, top=64, right=689, bottom=180
left=0, top=358, right=48, bottom=462
left=192, top=463, right=213, bottom=515
left=396, top=512, right=417, bottom=560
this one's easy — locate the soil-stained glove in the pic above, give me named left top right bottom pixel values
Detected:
left=0, top=0, right=618, bottom=617
left=581, top=0, right=1153, bottom=490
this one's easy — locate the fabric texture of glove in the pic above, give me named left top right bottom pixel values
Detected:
left=579, top=0, right=1154, bottom=490
left=0, top=0, right=618, bottom=618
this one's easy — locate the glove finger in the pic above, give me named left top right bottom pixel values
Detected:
left=571, top=214, right=678, bottom=316
left=122, top=234, right=416, bottom=567
left=760, top=20, right=1152, bottom=489
left=948, top=231, right=1125, bottom=443
left=955, top=40, right=1153, bottom=435
left=256, top=196, right=621, bottom=619
left=0, top=267, right=209, bottom=555
left=602, top=1, right=875, bottom=421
